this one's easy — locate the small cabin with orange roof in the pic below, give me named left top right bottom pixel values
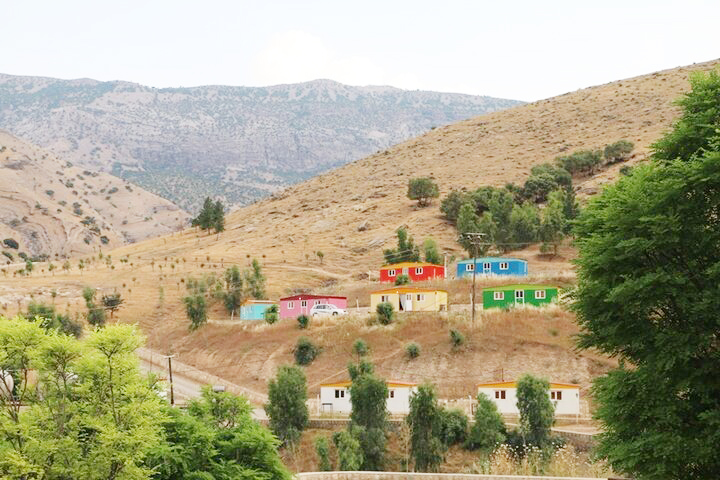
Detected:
left=379, top=262, right=445, bottom=283
left=319, top=380, right=418, bottom=414
left=477, top=380, right=580, bottom=415
left=370, top=287, right=448, bottom=312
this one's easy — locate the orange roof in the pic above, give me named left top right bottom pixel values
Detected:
left=321, top=380, right=418, bottom=388
left=380, top=262, right=443, bottom=269
left=371, top=287, right=447, bottom=295
left=477, top=380, right=580, bottom=390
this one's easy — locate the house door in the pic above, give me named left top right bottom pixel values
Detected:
left=514, top=290, right=524, bottom=305
left=399, top=294, right=413, bottom=311
left=402, top=267, right=409, bottom=276
left=483, top=262, right=491, bottom=274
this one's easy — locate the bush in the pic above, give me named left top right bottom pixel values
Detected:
left=314, top=436, right=332, bottom=471
left=405, top=342, right=420, bottom=359
left=264, top=304, right=279, bottom=324
left=332, top=430, right=363, bottom=471
left=466, top=393, right=506, bottom=451
left=450, top=329, right=464, bottom=349
left=394, top=274, right=410, bottom=285
left=376, top=302, right=394, bottom=325
left=3, top=238, right=19, bottom=250
left=2, top=251, right=12, bottom=262
left=407, top=177, right=440, bottom=207
left=603, top=139, right=634, bottom=163
left=297, top=314, right=310, bottom=329
left=294, top=336, right=318, bottom=366
left=438, top=408, right=469, bottom=446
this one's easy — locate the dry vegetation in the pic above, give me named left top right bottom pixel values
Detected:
left=2, top=59, right=718, bottom=413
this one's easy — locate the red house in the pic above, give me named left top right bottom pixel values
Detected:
left=379, top=262, right=445, bottom=283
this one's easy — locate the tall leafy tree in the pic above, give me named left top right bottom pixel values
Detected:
left=539, top=189, right=567, bottom=255
left=184, top=294, right=207, bottom=331
left=244, top=258, right=266, bottom=299
left=264, top=365, right=309, bottom=447
left=423, top=238, right=442, bottom=265
left=349, top=371, right=388, bottom=470
left=456, top=203, right=483, bottom=255
left=223, top=265, right=244, bottom=320
left=406, top=383, right=444, bottom=472
left=407, top=177, right=440, bottom=207
left=573, top=70, right=720, bottom=479
left=383, top=227, right=420, bottom=264
left=465, top=392, right=506, bottom=451
left=516, top=374, right=554, bottom=448
left=508, top=202, right=540, bottom=248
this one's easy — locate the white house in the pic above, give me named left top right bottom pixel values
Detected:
left=477, top=380, right=580, bottom=416
left=319, top=380, right=418, bottom=415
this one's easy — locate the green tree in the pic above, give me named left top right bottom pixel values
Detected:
left=440, top=190, right=471, bottom=222
left=0, top=320, right=167, bottom=479
left=184, top=294, right=207, bottom=331
left=437, top=408, right=469, bottom=447
left=349, top=371, right=388, bottom=470
left=244, top=258, right=266, bottom=299
left=296, top=314, right=310, bottom=329
left=383, top=227, right=421, bottom=264
left=407, top=177, right=440, bottom=207
left=652, top=70, right=720, bottom=163
left=573, top=153, right=720, bottom=477
left=376, top=302, right=394, bottom=325
left=516, top=374, right=554, bottom=448
left=101, top=292, right=124, bottom=318
left=423, top=237, right=442, bottom=264
left=25, top=301, right=82, bottom=337
left=223, top=265, right=244, bottom=320
left=332, top=430, right=363, bottom=471
left=508, top=202, right=540, bottom=248
left=314, top=436, right=332, bottom=471
left=264, top=304, right=279, bottom=324
left=192, top=197, right=226, bottom=234
left=456, top=203, right=482, bottom=254
left=465, top=392, right=506, bottom=451
left=394, top=274, right=410, bottom=285
left=265, top=365, right=309, bottom=447
left=603, top=139, right=634, bottom=163
left=539, top=189, right=567, bottom=256
left=407, top=383, right=444, bottom=472
left=83, top=286, right=106, bottom=327
left=352, top=338, right=369, bottom=360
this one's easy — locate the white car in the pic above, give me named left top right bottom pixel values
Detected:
left=309, top=304, right=347, bottom=317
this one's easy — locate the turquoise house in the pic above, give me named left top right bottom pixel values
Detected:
left=239, top=300, right=276, bottom=321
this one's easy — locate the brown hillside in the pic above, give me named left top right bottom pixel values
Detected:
left=2, top=59, right=717, bottom=406
left=0, top=130, right=188, bottom=258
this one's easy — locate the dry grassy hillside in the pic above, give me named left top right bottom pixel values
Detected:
left=2, top=59, right=717, bottom=405
left=0, top=130, right=188, bottom=258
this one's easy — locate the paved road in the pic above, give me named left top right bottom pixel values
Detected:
left=138, top=355, right=267, bottom=419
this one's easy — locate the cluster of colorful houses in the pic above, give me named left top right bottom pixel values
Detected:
left=238, top=256, right=559, bottom=320
left=318, top=378, right=581, bottom=416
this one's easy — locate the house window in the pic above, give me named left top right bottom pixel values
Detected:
left=499, top=262, right=509, bottom=270
left=494, top=390, right=506, bottom=399
left=551, top=390, right=562, bottom=401
left=301, top=300, right=307, bottom=307
left=388, top=269, right=396, bottom=276
left=466, top=263, right=475, bottom=271
left=415, top=267, right=423, bottom=275
left=388, top=390, right=395, bottom=399
left=406, top=294, right=412, bottom=300
left=381, top=295, right=390, bottom=302
left=483, top=262, right=491, bottom=270
left=335, top=389, right=345, bottom=398
left=314, top=300, right=321, bottom=305
left=535, top=290, right=546, bottom=299
left=416, top=294, right=425, bottom=301
left=493, top=291, right=504, bottom=300
left=515, top=290, right=524, bottom=299
left=287, top=301, right=294, bottom=309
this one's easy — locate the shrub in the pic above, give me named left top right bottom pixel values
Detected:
left=264, top=304, right=279, bottom=324
left=450, top=329, right=464, bottom=349
left=332, top=430, right=363, bottom=471
left=352, top=339, right=369, bottom=358
left=438, top=408, right=469, bottom=446
left=394, top=274, right=410, bottom=285
left=294, top=336, right=318, bottom=366
left=297, top=314, right=310, bottom=329
left=465, top=392, right=506, bottom=451
left=408, top=177, right=439, bottom=207
left=376, top=302, right=394, bottom=325
left=603, top=139, right=634, bottom=163
left=2, top=251, right=13, bottom=262
left=3, top=238, right=19, bottom=250
left=314, top=436, right=332, bottom=471
left=405, top=342, right=420, bottom=359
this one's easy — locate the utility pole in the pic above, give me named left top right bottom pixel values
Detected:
left=164, top=354, right=176, bottom=406
left=462, top=233, right=487, bottom=324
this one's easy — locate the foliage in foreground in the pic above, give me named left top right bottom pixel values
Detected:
left=265, top=365, right=309, bottom=447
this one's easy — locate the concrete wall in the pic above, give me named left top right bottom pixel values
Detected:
left=295, top=473, right=606, bottom=480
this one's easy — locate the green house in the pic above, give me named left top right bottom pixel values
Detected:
left=482, top=284, right=559, bottom=309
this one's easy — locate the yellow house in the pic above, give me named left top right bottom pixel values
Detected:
left=370, top=287, right=448, bottom=312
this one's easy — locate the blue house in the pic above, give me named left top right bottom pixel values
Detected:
left=456, top=257, right=528, bottom=278
left=239, top=300, right=276, bottom=321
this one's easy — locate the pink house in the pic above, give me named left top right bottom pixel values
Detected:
left=279, top=294, right=347, bottom=319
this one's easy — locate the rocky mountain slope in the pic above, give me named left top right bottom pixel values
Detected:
left=0, top=130, right=188, bottom=259
left=0, top=75, right=522, bottom=212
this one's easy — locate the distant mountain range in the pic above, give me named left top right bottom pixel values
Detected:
left=0, top=74, right=522, bottom=212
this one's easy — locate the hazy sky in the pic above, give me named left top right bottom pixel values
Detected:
left=3, top=0, right=718, bottom=101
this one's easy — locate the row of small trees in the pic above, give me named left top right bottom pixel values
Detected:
left=183, top=260, right=266, bottom=330
left=382, top=227, right=442, bottom=265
